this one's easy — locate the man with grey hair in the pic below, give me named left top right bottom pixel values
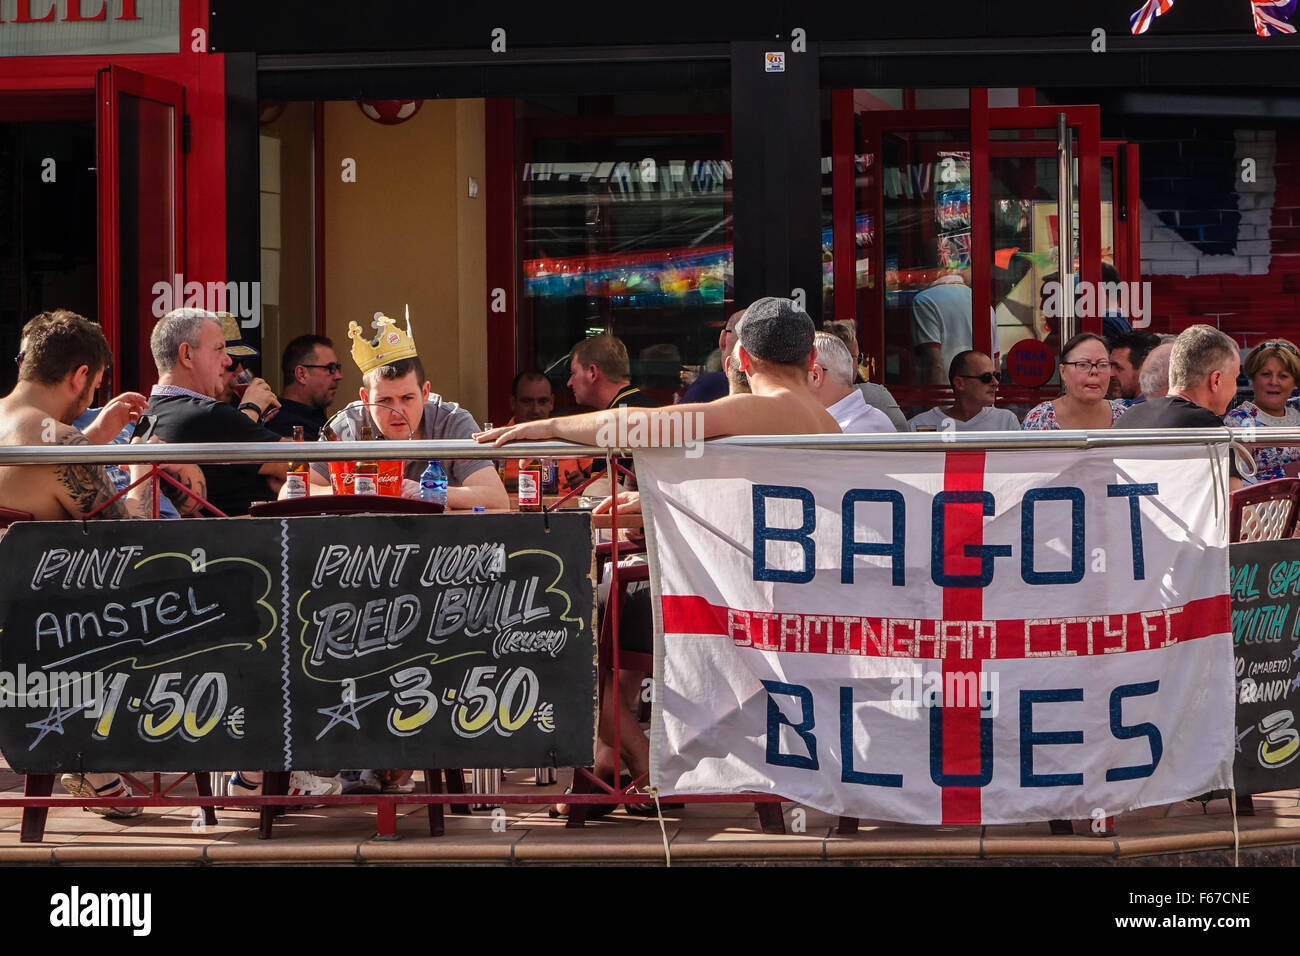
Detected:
left=1114, top=323, right=1242, bottom=486
left=809, top=332, right=894, bottom=432
left=1137, top=342, right=1173, bottom=400
left=146, top=308, right=290, bottom=516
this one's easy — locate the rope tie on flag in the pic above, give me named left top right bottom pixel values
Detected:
left=647, top=785, right=672, bottom=867
left=1228, top=438, right=1258, bottom=480
left=1209, top=446, right=1226, bottom=523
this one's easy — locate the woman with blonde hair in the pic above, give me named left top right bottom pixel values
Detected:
left=1021, top=332, right=1128, bottom=430
left=1223, top=338, right=1300, bottom=483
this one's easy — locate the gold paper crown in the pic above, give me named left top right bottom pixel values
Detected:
left=348, top=310, right=419, bottom=374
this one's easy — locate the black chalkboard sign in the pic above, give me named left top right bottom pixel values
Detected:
left=0, top=514, right=596, bottom=774
left=285, top=513, right=596, bottom=769
left=1230, top=540, right=1300, bottom=795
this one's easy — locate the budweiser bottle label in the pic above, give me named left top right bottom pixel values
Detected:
left=285, top=473, right=308, bottom=499
left=354, top=475, right=378, bottom=496
left=518, top=470, right=541, bottom=506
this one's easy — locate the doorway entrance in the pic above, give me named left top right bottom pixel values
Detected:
left=0, top=66, right=185, bottom=399
left=831, top=89, right=1141, bottom=414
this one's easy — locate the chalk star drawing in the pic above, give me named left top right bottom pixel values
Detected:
left=1236, top=725, right=1255, bottom=753
left=315, top=688, right=387, bottom=740
left=25, top=702, right=89, bottom=751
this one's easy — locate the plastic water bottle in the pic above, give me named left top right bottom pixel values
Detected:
left=420, top=460, right=448, bottom=509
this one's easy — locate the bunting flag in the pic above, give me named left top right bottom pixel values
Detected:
left=1131, top=0, right=1298, bottom=36
left=1129, top=0, right=1174, bottom=35
left=1252, top=0, right=1298, bottom=36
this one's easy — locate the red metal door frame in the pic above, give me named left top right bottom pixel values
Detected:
left=96, top=65, right=186, bottom=395
left=843, top=95, right=1107, bottom=406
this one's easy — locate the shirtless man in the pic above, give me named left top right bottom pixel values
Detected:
left=477, top=296, right=838, bottom=804
left=0, top=311, right=159, bottom=817
left=0, top=311, right=156, bottom=521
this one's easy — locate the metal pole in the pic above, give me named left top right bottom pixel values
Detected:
left=0, top=430, right=1272, bottom=466
left=1057, top=112, right=1076, bottom=347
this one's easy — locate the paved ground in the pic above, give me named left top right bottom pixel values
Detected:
left=3, top=765, right=1299, bottom=864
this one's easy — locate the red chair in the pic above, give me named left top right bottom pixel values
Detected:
left=566, top=550, right=653, bottom=827
left=566, top=545, right=783, bottom=832
left=249, top=492, right=464, bottom=838
left=1230, top=478, right=1300, bottom=542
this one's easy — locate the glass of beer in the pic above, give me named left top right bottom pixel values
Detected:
left=328, top=460, right=353, bottom=494
left=377, top=460, right=403, bottom=496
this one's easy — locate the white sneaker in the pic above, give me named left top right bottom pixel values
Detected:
left=223, top=771, right=341, bottom=809
left=221, top=771, right=263, bottom=811
left=60, top=772, right=142, bottom=819
left=288, top=771, right=341, bottom=802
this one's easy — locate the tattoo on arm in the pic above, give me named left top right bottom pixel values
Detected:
left=162, top=465, right=208, bottom=517
left=54, top=433, right=145, bottom=519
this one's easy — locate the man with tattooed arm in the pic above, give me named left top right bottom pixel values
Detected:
left=0, top=310, right=175, bottom=816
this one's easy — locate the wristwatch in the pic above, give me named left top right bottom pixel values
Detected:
left=238, top=401, right=263, bottom=417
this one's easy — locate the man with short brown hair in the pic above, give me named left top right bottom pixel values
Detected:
left=0, top=310, right=154, bottom=522
left=568, top=334, right=652, bottom=411
left=0, top=310, right=160, bottom=818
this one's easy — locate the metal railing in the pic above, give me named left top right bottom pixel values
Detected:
left=0, top=426, right=1277, bottom=466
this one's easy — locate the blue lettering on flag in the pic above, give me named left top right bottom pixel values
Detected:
left=1019, top=688, right=1085, bottom=786
left=753, top=485, right=816, bottom=583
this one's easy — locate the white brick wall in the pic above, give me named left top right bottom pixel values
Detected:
left=1139, top=129, right=1275, bottom=277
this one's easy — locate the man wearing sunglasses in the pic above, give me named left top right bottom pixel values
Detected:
left=266, top=334, right=344, bottom=440
left=907, top=350, right=1021, bottom=432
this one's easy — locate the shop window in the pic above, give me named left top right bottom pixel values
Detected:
left=518, top=98, right=731, bottom=407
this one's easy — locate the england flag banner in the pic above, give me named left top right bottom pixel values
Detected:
left=637, top=443, right=1235, bottom=825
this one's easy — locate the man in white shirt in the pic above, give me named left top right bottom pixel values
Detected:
left=908, top=349, right=1021, bottom=432
left=809, top=332, right=894, bottom=433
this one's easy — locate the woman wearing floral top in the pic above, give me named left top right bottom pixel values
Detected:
left=1223, top=338, right=1300, bottom=483
left=1021, top=332, right=1129, bottom=430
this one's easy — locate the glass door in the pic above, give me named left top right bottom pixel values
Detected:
left=97, top=65, right=185, bottom=395
left=849, top=95, right=1121, bottom=414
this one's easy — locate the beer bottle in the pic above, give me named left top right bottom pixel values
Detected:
left=285, top=425, right=310, bottom=499
left=517, top=456, right=542, bottom=512
left=354, top=424, right=379, bottom=495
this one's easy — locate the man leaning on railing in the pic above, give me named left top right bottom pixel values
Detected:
left=0, top=310, right=180, bottom=817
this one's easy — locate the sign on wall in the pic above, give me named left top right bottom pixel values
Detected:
left=0, top=1, right=179, bottom=58
left=0, top=514, right=596, bottom=773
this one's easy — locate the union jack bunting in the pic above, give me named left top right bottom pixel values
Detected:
left=1132, top=0, right=1298, bottom=36
left=1252, top=0, right=1298, bottom=36
left=1129, top=0, right=1174, bottom=34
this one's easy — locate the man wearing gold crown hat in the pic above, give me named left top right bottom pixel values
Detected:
left=298, top=311, right=508, bottom=510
